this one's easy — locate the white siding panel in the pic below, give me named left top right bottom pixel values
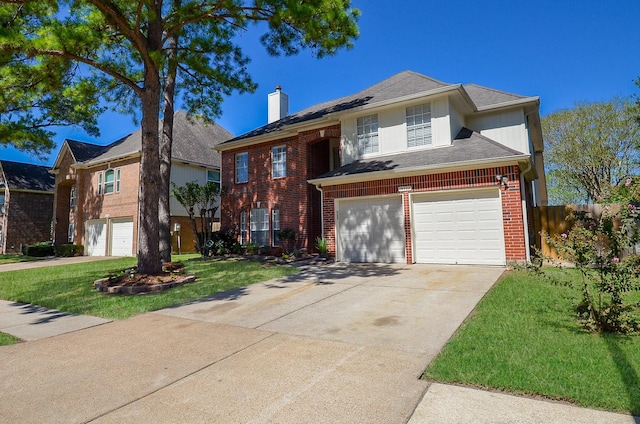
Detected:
left=431, top=97, right=451, bottom=148
left=467, top=109, right=529, bottom=154
left=170, top=163, right=221, bottom=218
left=412, top=189, right=505, bottom=265
left=337, top=196, right=405, bottom=263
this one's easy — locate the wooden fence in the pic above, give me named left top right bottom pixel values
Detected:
left=530, top=204, right=608, bottom=260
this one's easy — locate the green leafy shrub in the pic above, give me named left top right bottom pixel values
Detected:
left=55, top=244, right=84, bottom=257
left=276, top=229, right=297, bottom=254
left=245, top=242, right=258, bottom=255
left=315, top=237, right=329, bottom=257
left=22, top=242, right=55, bottom=257
left=545, top=201, right=640, bottom=334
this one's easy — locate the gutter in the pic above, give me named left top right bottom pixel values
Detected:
left=308, top=154, right=531, bottom=187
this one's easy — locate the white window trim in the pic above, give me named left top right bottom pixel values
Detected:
left=406, top=103, right=432, bottom=149
left=250, top=208, right=269, bottom=246
left=68, top=222, right=75, bottom=243
left=240, top=211, right=247, bottom=245
left=272, top=209, right=280, bottom=247
left=271, top=146, right=287, bottom=179
left=98, top=168, right=121, bottom=195
left=69, top=186, right=77, bottom=208
left=357, top=114, right=379, bottom=156
left=236, top=152, right=248, bottom=184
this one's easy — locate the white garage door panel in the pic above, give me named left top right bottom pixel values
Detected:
left=85, top=220, right=107, bottom=256
left=338, top=197, right=405, bottom=263
left=111, top=219, right=134, bottom=256
left=413, top=189, right=505, bottom=265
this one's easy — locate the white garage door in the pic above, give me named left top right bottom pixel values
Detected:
left=85, top=220, right=107, bottom=256
left=110, top=218, right=134, bottom=256
left=413, top=189, right=505, bottom=265
left=337, top=196, right=405, bottom=263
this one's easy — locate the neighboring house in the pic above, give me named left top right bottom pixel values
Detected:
left=51, top=111, right=233, bottom=256
left=216, top=70, right=548, bottom=265
left=0, top=160, right=55, bottom=254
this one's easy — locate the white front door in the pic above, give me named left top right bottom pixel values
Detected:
left=412, top=189, right=505, bottom=265
left=337, top=196, right=405, bottom=263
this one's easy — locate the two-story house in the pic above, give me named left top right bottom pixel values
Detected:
left=51, top=111, right=233, bottom=256
left=216, top=71, right=547, bottom=265
left=0, top=160, right=55, bottom=254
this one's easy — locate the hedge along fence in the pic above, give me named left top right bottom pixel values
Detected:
left=530, top=204, right=619, bottom=261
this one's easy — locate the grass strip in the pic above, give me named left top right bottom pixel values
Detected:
left=0, top=255, right=299, bottom=320
left=424, top=269, right=640, bottom=415
left=0, top=332, right=21, bottom=346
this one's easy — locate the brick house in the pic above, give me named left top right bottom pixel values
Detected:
left=51, top=111, right=232, bottom=256
left=216, top=71, right=547, bottom=265
left=0, top=160, right=55, bottom=254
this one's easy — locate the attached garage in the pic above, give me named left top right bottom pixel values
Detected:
left=85, top=220, right=107, bottom=256
left=336, top=196, right=405, bottom=263
left=412, top=188, right=505, bottom=265
left=110, top=218, right=134, bottom=256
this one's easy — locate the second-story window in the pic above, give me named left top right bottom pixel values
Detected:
left=272, top=146, right=287, bottom=179
left=236, top=152, right=248, bottom=183
left=406, top=104, right=432, bottom=148
left=70, top=186, right=77, bottom=208
left=98, top=168, right=121, bottom=195
left=357, top=114, right=379, bottom=155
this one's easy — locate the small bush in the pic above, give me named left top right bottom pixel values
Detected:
left=22, top=242, right=55, bottom=257
left=55, top=244, right=84, bottom=257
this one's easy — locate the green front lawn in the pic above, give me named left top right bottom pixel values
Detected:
left=424, top=269, right=640, bottom=415
left=0, top=254, right=43, bottom=265
left=0, top=255, right=299, bottom=320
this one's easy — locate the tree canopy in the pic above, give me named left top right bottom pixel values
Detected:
left=0, top=0, right=360, bottom=272
left=542, top=98, right=640, bottom=205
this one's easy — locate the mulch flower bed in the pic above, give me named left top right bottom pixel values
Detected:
left=94, top=261, right=196, bottom=294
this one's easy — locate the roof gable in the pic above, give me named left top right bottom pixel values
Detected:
left=227, top=71, right=453, bottom=143
left=0, top=160, right=55, bottom=192
left=463, top=84, right=528, bottom=109
left=54, top=112, right=232, bottom=168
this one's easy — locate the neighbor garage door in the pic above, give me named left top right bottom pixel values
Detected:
left=412, top=189, right=505, bottom=265
left=85, top=220, right=107, bottom=256
left=110, top=218, right=134, bottom=256
left=337, top=196, right=405, bottom=263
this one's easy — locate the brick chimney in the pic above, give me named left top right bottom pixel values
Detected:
left=268, top=85, right=288, bottom=124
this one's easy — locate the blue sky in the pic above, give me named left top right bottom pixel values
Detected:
left=2, top=0, right=640, bottom=166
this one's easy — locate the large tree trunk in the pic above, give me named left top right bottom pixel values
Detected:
left=159, top=0, right=181, bottom=263
left=137, top=8, right=163, bottom=275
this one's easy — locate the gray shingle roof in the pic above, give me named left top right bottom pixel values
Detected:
left=223, top=71, right=537, bottom=145
left=67, top=111, right=232, bottom=167
left=226, top=71, right=453, bottom=142
left=312, top=128, right=526, bottom=181
left=463, top=84, right=527, bottom=109
left=0, top=160, right=55, bottom=192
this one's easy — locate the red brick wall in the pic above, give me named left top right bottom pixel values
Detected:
left=321, top=165, right=527, bottom=263
left=4, top=191, right=54, bottom=252
left=220, top=124, right=340, bottom=251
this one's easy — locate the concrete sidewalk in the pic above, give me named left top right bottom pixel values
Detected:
left=0, top=255, right=120, bottom=272
left=0, top=300, right=110, bottom=341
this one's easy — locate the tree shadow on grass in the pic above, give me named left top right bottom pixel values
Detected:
left=603, top=334, right=640, bottom=419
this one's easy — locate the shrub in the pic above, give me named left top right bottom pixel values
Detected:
left=22, top=242, right=55, bottom=257
left=544, top=203, right=640, bottom=334
left=276, top=229, right=297, bottom=253
left=55, top=244, right=84, bottom=257
left=315, top=237, right=329, bottom=257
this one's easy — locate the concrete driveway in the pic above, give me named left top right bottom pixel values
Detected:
left=0, top=263, right=503, bottom=423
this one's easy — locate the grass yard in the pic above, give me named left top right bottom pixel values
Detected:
left=0, top=255, right=299, bottom=320
left=0, top=254, right=43, bottom=265
left=0, top=332, right=21, bottom=346
left=424, top=268, right=640, bottom=416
